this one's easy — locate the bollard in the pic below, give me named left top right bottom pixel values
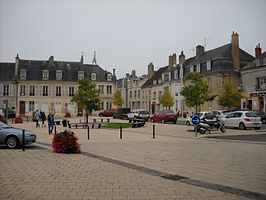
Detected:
left=101, top=119, right=103, bottom=122
left=87, top=126, right=90, bottom=140
left=27, top=116, right=29, bottom=122
left=107, top=118, right=110, bottom=122
left=22, top=129, right=25, bottom=151
left=120, top=125, right=122, bottom=139
left=54, top=125, right=57, bottom=134
left=153, top=124, right=155, bottom=139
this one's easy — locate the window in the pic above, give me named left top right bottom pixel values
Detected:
left=153, top=92, right=156, bottom=100
left=29, top=85, right=35, bottom=96
left=153, top=80, right=157, bottom=85
left=130, top=91, right=132, bottom=98
left=107, top=85, right=112, bottom=94
left=43, top=70, right=49, bottom=80
left=100, top=102, right=104, bottom=110
left=257, top=77, right=266, bottom=90
left=190, top=66, right=193, bottom=72
left=106, top=102, right=112, bottom=109
left=134, top=90, right=137, bottom=98
left=78, top=71, right=84, bottom=80
left=29, top=101, right=35, bottom=112
left=3, top=84, right=9, bottom=96
left=138, top=90, right=140, bottom=98
left=207, top=61, right=212, bottom=71
left=91, top=73, right=96, bottom=81
left=107, top=74, right=112, bottom=81
left=43, top=86, right=48, bottom=96
left=20, top=69, right=27, bottom=80
left=20, top=85, right=25, bottom=96
left=69, top=86, right=75, bottom=96
left=56, top=86, right=61, bottom=96
left=193, top=65, right=197, bottom=72
left=99, top=85, right=104, bottom=94
left=163, top=73, right=169, bottom=82
left=56, top=70, right=63, bottom=81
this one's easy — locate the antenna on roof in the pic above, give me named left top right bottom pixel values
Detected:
left=92, top=51, right=97, bottom=65
left=203, top=37, right=211, bottom=50
left=189, top=47, right=195, bottom=56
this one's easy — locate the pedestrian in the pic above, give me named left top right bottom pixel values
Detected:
left=47, top=112, right=55, bottom=134
left=34, top=110, right=41, bottom=128
left=40, top=111, right=46, bottom=127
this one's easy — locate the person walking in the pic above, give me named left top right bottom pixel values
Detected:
left=47, top=112, right=55, bottom=134
left=40, top=111, right=46, bottom=127
left=34, top=110, right=41, bottom=128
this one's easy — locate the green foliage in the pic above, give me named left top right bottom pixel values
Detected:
left=218, top=81, right=242, bottom=109
left=159, top=90, right=174, bottom=110
left=101, top=123, right=131, bottom=129
left=113, top=91, right=123, bottom=108
left=180, top=72, right=216, bottom=113
left=71, top=79, right=100, bottom=122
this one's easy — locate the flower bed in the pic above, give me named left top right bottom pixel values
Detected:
left=52, top=130, right=81, bottom=153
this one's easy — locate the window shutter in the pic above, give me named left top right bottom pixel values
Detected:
left=0, top=84, right=3, bottom=96
left=9, top=84, right=13, bottom=96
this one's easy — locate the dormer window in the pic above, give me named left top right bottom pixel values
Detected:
left=43, top=70, right=49, bottom=80
left=107, top=74, right=112, bottom=81
left=20, top=69, right=27, bottom=80
left=78, top=71, right=84, bottom=80
left=56, top=70, right=63, bottom=81
left=207, top=61, right=212, bottom=71
left=91, top=73, right=96, bottom=81
left=163, top=73, right=170, bottom=82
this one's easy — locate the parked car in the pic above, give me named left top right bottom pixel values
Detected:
left=113, top=108, right=130, bottom=119
left=254, top=112, right=266, bottom=124
left=99, top=109, right=117, bottom=117
left=185, top=112, right=212, bottom=126
left=221, top=111, right=262, bottom=130
left=127, top=109, right=150, bottom=121
left=150, top=110, right=177, bottom=124
left=0, top=121, right=36, bottom=148
left=211, top=110, right=230, bottom=119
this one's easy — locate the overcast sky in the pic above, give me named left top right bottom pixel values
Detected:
left=0, top=0, right=265, bottom=78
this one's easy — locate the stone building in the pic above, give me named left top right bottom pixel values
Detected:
left=240, top=44, right=266, bottom=112
left=0, top=54, right=116, bottom=117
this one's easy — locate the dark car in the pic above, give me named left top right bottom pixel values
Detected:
left=0, top=121, right=36, bottom=148
left=254, top=112, right=266, bottom=124
left=113, top=108, right=130, bottom=119
left=150, top=110, right=177, bottom=124
left=99, top=109, right=117, bottom=117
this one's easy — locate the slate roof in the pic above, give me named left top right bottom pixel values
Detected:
left=241, top=51, right=266, bottom=70
left=0, top=58, right=114, bottom=82
left=141, top=66, right=169, bottom=88
left=0, top=63, right=16, bottom=81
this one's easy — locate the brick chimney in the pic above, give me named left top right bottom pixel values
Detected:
left=168, top=53, right=177, bottom=67
left=255, top=43, right=262, bottom=58
left=179, top=51, right=185, bottom=65
left=147, top=62, right=154, bottom=79
left=196, top=45, right=204, bottom=58
left=15, top=54, right=20, bottom=76
left=48, top=56, right=55, bottom=66
left=231, top=31, right=240, bottom=70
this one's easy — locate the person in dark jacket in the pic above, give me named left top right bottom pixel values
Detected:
left=40, top=111, right=46, bottom=127
left=47, top=112, right=55, bottom=134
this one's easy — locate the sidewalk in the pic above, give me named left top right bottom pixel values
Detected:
left=1, top=117, right=266, bottom=199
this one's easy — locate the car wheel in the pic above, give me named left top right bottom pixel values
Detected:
left=186, top=121, right=190, bottom=126
left=6, top=136, right=19, bottom=149
left=239, top=122, right=246, bottom=130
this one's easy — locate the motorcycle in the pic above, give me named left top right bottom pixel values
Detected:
left=195, top=116, right=226, bottom=134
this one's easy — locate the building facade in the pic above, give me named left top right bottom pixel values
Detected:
left=0, top=55, right=116, bottom=117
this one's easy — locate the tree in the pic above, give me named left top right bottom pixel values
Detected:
left=218, top=80, right=243, bottom=109
left=113, top=91, right=123, bottom=108
left=180, top=72, right=216, bottom=113
left=71, top=79, right=100, bottom=123
left=159, top=90, right=174, bottom=110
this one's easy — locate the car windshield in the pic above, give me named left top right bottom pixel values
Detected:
left=0, top=121, right=11, bottom=128
left=246, top=112, right=259, bottom=117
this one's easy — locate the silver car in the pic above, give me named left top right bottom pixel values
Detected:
left=0, top=121, right=36, bottom=148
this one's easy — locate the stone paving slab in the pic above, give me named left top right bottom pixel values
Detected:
left=0, top=148, right=252, bottom=200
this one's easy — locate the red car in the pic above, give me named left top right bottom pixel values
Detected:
left=151, top=110, right=177, bottom=124
left=99, top=109, right=117, bottom=117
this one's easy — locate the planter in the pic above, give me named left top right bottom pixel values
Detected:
left=52, top=130, right=81, bottom=154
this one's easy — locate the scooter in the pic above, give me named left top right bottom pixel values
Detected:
left=195, top=116, right=226, bottom=134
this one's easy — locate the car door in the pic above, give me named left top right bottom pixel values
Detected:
left=231, top=112, right=243, bottom=128
left=223, top=113, right=235, bottom=127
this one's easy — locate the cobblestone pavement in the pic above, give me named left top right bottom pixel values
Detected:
left=1, top=117, right=266, bottom=200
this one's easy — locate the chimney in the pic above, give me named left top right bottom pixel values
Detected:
left=147, top=62, right=154, bottom=79
left=113, top=68, right=116, bottom=77
left=126, top=73, right=130, bottom=79
left=196, top=45, right=204, bottom=58
left=80, top=54, right=84, bottom=64
left=15, top=54, right=20, bottom=76
left=231, top=31, right=240, bottom=70
left=179, top=51, right=185, bottom=65
left=255, top=43, right=262, bottom=58
left=132, top=70, right=136, bottom=77
left=48, top=56, right=54, bottom=66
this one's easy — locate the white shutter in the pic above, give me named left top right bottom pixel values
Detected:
left=0, top=84, right=3, bottom=96
left=9, top=84, right=14, bottom=96
left=25, top=101, right=29, bottom=112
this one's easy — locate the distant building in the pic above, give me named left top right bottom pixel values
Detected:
left=240, top=44, right=266, bottom=111
left=0, top=55, right=116, bottom=117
